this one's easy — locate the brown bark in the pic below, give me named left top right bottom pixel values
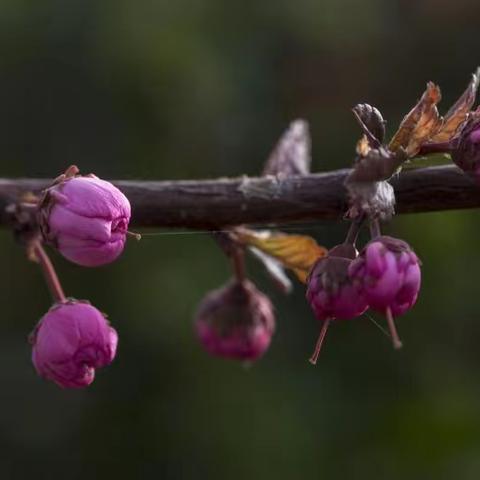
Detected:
left=0, top=165, right=478, bottom=229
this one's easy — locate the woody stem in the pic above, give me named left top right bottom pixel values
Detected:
left=33, top=242, right=67, bottom=303
left=385, top=307, right=403, bottom=350
left=345, top=215, right=365, bottom=246
left=309, top=318, right=331, bottom=365
left=369, top=219, right=381, bottom=239
left=232, top=247, right=247, bottom=283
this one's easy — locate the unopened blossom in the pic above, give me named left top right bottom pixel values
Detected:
left=306, top=244, right=368, bottom=363
left=349, top=236, right=421, bottom=349
left=31, top=301, right=118, bottom=388
left=349, top=236, right=421, bottom=316
left=451, top=115, right=480, bottom=179
left=306, top=244, right=368, bottom=322
left=195, top=279, right=275, bottom=362
left=39, top=174, right=131, bottom=267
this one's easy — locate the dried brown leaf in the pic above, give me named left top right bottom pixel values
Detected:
left=352, top=103, right=386, bottom=145
left=237, top=228, right=327, bottom=283
left=389, top=82, right=442, bottom=156
left=248, top=247, right=293, bottom=294
left=430, top=67, right=480, bottom=142
left=262, top=119, right=311, bottom=177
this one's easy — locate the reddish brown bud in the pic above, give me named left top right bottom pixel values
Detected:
left=195, top=279, right=275, bottom=362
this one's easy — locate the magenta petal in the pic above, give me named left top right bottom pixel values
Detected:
left=61, top=177, right=131, bottom=219
left=470, top=129, right=480, bottom=144
left=194, top=280, right=275, bottom=362
left=42, top=175, right=131, bottom=267
left=365, top=242, right=386, bottom=278
left=365, top=251, right=402, bottom=309
left=49, top=205, right=112, bottom=242
left=307, top=256, right=369, bottom=321
left=31, top=302, right=118, bottom=389
left=350, top=236, right=421, bottom=317
left=58, top=236, right=126, bottom=267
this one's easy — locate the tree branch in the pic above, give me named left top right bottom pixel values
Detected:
left=0, top=165, right=478, bottom=229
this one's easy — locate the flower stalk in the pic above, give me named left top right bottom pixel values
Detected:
left=32, top=241, right=66, bottom=304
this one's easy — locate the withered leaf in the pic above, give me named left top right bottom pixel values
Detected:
left=262, top=119, right=311, bottom=177
left=248, top=246, right=293, bottom=294
left=430, top=67, right=480, bottom=143
left=352, top=104, right=386, bottom=146
left=389, top=82, right=442, bottom=157
left=236, top=228, right=327, bottom=283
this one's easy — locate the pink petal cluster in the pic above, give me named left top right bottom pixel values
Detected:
left=31, top=301, right=118, bottom=388
left=349, top=236, right=421, bottom=316
left=305, top=245, right=369, bottom=363
left=40, top=176, right=131, bottom=267
left=306, top=246, right=368, bottom=321
left=195, top=279, right=275, bottom=361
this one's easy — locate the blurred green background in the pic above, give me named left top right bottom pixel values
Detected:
left=1, top=0, right=480, bottom=478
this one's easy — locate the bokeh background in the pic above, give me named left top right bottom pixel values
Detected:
left=1, top=0, right=480, bottom=478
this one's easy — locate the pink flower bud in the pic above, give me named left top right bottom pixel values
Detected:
left=306, top=244, right=369, bottom=364
left=195, top=279, right=275, bottom=362
left=451, top=116, right=480, bottom=178
left=39, top=175, right=131, bottom=267
left=306, top=245, right=368, bottom=321
left=31, top=301, right=118, bottom=388
left=349, top=236, right=421, bottom=317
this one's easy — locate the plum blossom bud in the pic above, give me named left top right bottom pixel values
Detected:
left=451, top=116, right=480, bottom=178
left=30, top=301, right=118, bottom=388
left=306, top=244, right=368, bottom=364
left=195, top=279, right=275, bottom=362
left=39, top=174, right=131, bottom=267
left=349, top=236, right=421, bottom=316
left=306, top=244, right=368, bottom=322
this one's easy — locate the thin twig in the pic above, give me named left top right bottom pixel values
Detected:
left=385, top=307, right=403, bottom=350
left=32, top=242, right=67, bottom=303
left=369, top=220, right=382, bottom=239
left=231, top=248, right=246, bottom=283
left=345, top=215, right=365, bottom=245
left=309, top=318, right=331, bottom=365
